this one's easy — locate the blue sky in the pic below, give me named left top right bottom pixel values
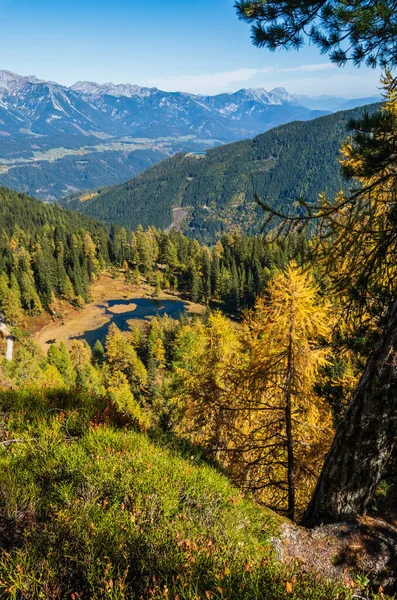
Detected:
left=0, top=0, right=381, bottom=97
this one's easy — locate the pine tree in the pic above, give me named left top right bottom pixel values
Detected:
left=19, top=270, right=43, bottom=315
left=154, top=271, right=162, bottom=297
left=33, top=245, right=53, bottom=307
left=134, top=266, right=141, bottom=286
left=0, top=272, right=23, bottom=324
left=201, top=250, right=212, bottom=302
left=235, top=0, right=397, bottom=69
left=189, top=270, right=202, bottom=303
left=136, top=226, right=153, bottom=273
left=162, top=237, right=179, bottom=270
left=93, top=339, right=105, bottom=364
left=114, top=228, right=129, bottom=265
left=83, top=232, right=99, bottom=279
left=210, top=254, right=221, bottom=299
left=9, top=273, right=22, bottom=310
left=228, top=260, right=240, bottom=312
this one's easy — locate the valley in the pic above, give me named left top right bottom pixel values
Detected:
left=0, top=70, right=380, bottom=201
left=63, top=102, right=381, bottom=243
left=0, top=136, right=220, bottom=200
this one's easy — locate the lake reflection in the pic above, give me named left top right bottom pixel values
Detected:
left=79, top=297, right=187, bottom=347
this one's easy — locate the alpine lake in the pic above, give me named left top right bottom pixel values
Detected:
left=80, top=297, right=188, bottom=347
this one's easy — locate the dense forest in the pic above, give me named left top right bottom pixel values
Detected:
left=0, top=187, right=115, bottom=320
left=62, top=102, right=380, bottom=243
left=0, top=186, right=305, bottom=324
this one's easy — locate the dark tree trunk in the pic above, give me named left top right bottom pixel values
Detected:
left=285, top=386, right=295, bottom=521
left=286, top=323, right=295, bottom=521
left=303, top=299, right=397, bottom=527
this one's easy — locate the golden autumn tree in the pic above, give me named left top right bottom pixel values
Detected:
left=252, top=76, right=397, bottom=525
left=171, top=268, right=332, bottom=520
left=239, top=263, right=332, bottom=519
left=171, top=312, right=242, bottom=453
left=106, top=323, right=148, bottom=394
left=106, top=369, right=149, bottom=429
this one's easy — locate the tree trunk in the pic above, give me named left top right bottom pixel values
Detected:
left=286, top=323, right=295, bottom=521
left=285, top=386, right=295, bottom=521
left=303, top=299, right=397, bottom=527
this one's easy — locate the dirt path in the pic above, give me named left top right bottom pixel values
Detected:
left=33, top=274, right=203, bottom=352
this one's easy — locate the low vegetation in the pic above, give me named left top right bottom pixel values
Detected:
left=0, top=383, right=375, bottom=600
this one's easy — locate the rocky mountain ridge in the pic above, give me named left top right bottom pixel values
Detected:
left=0, top=69, right=323, bottom=141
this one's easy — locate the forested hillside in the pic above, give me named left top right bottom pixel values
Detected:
left=0, top=186, right=303, bottom=325
left=0, top=187, right=118, bottom=321
left=63, top=103, right=381, bottom=243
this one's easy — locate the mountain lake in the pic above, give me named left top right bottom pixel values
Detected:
left=79, top=297, right=188, bottom=347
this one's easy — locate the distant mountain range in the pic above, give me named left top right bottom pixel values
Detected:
left=0, top=70, right=323, bottom=141
left=0, top=69, right=381, bottom=201
left=62, top=103, right=381, bottom=244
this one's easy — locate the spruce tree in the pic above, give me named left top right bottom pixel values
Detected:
left=93, top=339, right=105, bottom=364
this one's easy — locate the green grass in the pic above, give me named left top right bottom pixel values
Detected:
left=0, top=388, right=372, bottom=599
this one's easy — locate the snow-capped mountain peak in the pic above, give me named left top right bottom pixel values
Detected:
left=0, top=70, right=44, bottom=95
left=71, top=80, right=157, bottom=98
left=232, top=87, right=297, bottom=106
left=269, top=87, right=297, bottom=104
left=237, top=88, right=272, bottom=102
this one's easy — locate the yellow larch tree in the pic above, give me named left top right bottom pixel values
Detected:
left=171, top=312, right=242, bottom=454
left=240, top=262, right=333, bottom=519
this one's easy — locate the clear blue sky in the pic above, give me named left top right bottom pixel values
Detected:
left=0, top=0, right=381, bottom=97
